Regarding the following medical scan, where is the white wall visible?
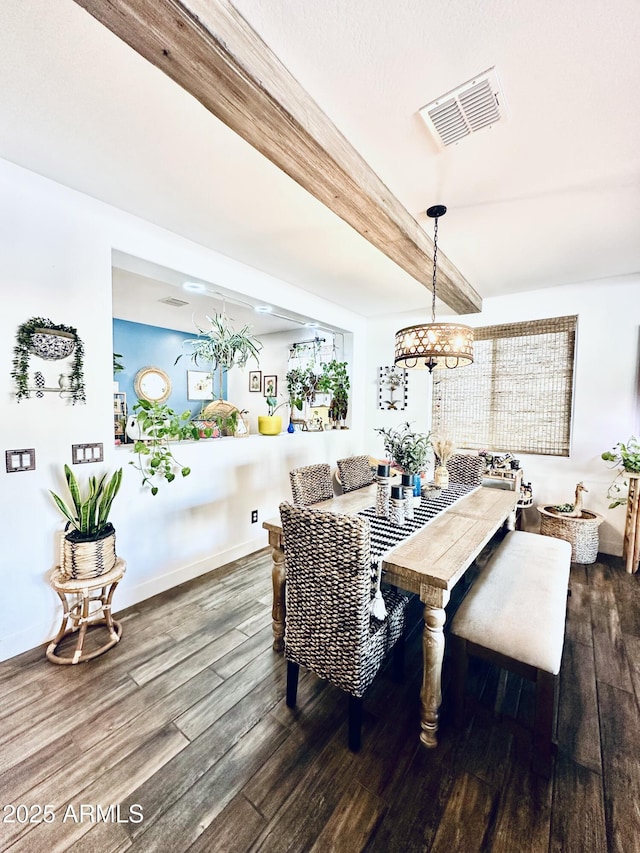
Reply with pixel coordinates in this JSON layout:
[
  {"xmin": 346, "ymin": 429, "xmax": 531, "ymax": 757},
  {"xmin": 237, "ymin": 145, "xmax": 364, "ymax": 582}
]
[
  {"xmin": 0, "ymin": 158, "xmax": 366, "ymax": 661},
  {"xmin": 366, "ymin": 279, "xmax": 640, "ymax": 555}
]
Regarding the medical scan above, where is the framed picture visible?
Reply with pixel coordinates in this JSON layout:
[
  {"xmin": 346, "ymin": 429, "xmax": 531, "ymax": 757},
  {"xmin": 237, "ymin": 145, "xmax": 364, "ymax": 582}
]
[
  {"xmin": 187, "ymin": 370, "xmax": 213, "ymax": 401},
  {"xmin": 248, "ymin": 370, "xmax": 262, "ymax": 392},
  {"xmin": 263, "ymin": 374, "xmax": 277, "ymax": 397}
]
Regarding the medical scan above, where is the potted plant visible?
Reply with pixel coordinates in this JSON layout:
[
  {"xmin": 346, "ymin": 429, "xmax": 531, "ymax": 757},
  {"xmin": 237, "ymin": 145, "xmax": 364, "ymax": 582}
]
[
  {"xmin": 258, "ymin": 395, "xmax": 288, "ymax": 435},
  {"xmin": 375, "ymin": 421, "xmax": 431, "ymax": 478},
  {"xmin": 602, "ymin": 436, "xmax": 640, "ymax": 508},
  {"xmin": 129, "ymin": 399, "xmax": 205, "ymax": 495},
  {"xmin": 176, "ymin": 313, "xmax": 262, "ymax": 400},
  {"xmin": 286, "ymin": 367, "xmax": 318, "ymax": 410},
  {"xmin": 317, "ymin": 360, "xmax": 350, "ymax": 428},
  {"xmin": 12, "ymin": 317, "xmax": 85, "ymax": 403},
  {"xmin": 50, "ymin": 465, "xmax": 122, "ymax": 578}
]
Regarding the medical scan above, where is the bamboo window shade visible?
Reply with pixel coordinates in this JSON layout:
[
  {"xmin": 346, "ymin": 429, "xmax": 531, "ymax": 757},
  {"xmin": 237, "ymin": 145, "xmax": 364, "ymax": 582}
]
[{"xmin": 431, "ymin": 315, "xmax": 577, "ymax": 456}]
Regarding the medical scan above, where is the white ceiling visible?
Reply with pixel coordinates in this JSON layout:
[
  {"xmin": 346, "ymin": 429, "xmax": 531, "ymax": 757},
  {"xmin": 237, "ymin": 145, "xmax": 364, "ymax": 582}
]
[{"xmin": 1, "ymin": 0, "xmax": 639, "ymax": 330}]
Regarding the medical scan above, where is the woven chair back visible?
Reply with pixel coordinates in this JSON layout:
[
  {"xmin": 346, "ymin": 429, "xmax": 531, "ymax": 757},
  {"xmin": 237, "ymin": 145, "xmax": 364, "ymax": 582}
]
[
  {"xmin": 337, "ymin": 455, "xmax": 375, "ymax": 493},
  {"xmin": 279, "ymin": 502, "xmax": 373, "ymax": 694},
  {"xmin": 289, "ymin": 463, "xmax": 334, "ymax": 505},
  {"xmin": 446, "ymin": 454, "xmax": 484, "ymax": 486}
]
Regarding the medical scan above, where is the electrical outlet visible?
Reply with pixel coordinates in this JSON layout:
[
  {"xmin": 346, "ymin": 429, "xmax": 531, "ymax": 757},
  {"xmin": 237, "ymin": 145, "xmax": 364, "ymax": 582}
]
[
  {"xmin": 72, "ymin": 443, "xmax": 104, "ymax": 464},
  {"xmin": 251, "ymin": 509, "xmax": 258, "ymax": 523},
  {"xmin": 5, "ymin": 448, "xmax": 36, "ymax": 472}
]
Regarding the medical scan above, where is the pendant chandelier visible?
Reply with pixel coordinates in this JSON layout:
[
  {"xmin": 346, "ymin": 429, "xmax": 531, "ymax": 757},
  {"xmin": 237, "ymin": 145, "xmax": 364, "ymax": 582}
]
[{"xmin": 394, "ymin": 205, "xmax": 474, "ymax": 372}]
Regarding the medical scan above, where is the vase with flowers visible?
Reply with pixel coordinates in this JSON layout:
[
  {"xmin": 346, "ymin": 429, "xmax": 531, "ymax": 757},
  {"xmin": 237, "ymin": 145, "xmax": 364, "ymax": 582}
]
[{"xmin": 431, "ymin": 435, "xmax": 456, "ymax": 489}]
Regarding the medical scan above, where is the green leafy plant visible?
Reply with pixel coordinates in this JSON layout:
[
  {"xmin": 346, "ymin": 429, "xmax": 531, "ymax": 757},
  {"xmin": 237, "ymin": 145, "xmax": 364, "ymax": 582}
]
[
  {"xmin": 176, "ymin": 313, "xmax": 262, "ymax": 397},
  {"xmin": 317, "ymin": 360, "xmax": 350, "ymax": 424},
  {"xmin": 602, "ymin": 436, "xmax": 640, "ymax": 508},
  {"xmin": 50, "ymin": 465, "xmax": 122, "ymax": 540},
  {"xmin": 266, "ymin": 395, "xmax": 291, "ymax": 417},
  {"xmin": 12, "ymin": 317, "xmax": 85, "ymax": 403},
  {"xmin": 113, "ymin": 352, "xmax": 125, "ymax": 374},
  {"xmin": 375, "ymin": 421, "xmax": 432, "ymax": 475},
  {"xmin": 286, "ymin": 367, "xmax": 318, "ymax": 410},
  {"xmin": 130, "ymin": 399, "xmax": 203, "ymax": 495}
]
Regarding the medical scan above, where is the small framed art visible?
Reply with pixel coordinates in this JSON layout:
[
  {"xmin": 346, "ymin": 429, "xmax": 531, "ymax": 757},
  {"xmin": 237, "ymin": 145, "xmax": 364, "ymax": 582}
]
[
  {"xmin": 263, "ymin": 375, "xmax": 277, "ymax": 397},
  {"xmin": 187, "ymin": 370, "xmax": 213, "ymax": 401},
  {"xmin": 249, "ymin": 370, "xmax": 262, "ymax": 392}
]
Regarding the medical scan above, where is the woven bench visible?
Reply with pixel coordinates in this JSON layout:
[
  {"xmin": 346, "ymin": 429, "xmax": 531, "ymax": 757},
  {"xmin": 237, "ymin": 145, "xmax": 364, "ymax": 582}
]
[{"xmin": 450, "ymin": 530, "xmax": 571, "ymax": 776}]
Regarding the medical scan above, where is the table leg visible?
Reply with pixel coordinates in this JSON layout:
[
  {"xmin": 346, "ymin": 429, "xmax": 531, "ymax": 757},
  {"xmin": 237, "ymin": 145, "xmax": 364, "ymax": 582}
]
[
  {"xmin": 420, "ymin": 588, "xmax": 450, "ymax": 748},
  {"xmin": 271, "ymin": 543, "xmax": 286, "ymax": 653}
]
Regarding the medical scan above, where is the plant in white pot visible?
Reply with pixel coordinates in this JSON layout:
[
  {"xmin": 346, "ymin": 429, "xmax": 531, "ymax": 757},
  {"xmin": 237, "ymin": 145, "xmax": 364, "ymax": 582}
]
[{"xmin": 50, "ymin": 465, "xmax": 123, "ymax": 579}]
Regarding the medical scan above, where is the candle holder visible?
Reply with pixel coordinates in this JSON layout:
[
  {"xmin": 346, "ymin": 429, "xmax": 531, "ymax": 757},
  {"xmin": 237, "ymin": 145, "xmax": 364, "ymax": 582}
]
[
  {"xmin": 390, "ymin": 485, "xmax": 406, "ymax": 526},
  {"xmin": 376, "ymin": 474, "xmax": 391, "ymax": 518},
  {"xmin": 401, "ymin": 473, "xmax": 415, "ymax": 520}
]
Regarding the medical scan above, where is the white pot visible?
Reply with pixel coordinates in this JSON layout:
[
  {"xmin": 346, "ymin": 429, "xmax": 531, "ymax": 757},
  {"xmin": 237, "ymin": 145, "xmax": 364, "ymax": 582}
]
[{"xmin": 126, "ymin": 415, "xmax": 151, "ymax": 442}]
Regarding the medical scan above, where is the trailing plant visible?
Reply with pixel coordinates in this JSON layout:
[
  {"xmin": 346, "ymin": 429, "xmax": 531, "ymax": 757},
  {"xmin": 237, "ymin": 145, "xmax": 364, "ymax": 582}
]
[
  {"xmin": 113, "ymin": 352, "xmax": 125, "ymax": 374},
  {"xmin": 50, "ymin": 465, "xmax": 122, "ymax": 540},
  {"xmin": 317, "ymin": 360, "xmax": 350, "ymax": 423},
  {"xmin": 375, "ymin": 421, "xmax": 432, "ymax": 475},
  {"xmin": 12, "ymin": 317, "xmax": 85, "ymax": 403},
  {"xmin": 601, "ymin": 436, "xmax": 640, "ymax": 508},
  {"xmin": 285, "ymin": 367, "xmax": 319, "ymax": 410},
  {"xmin": 176, "ymin": 313, "xmax": 262, "ymax": 397},
  {"xmin": 130, "ymin": 399, "xmax": 203, "ymax": 495}
]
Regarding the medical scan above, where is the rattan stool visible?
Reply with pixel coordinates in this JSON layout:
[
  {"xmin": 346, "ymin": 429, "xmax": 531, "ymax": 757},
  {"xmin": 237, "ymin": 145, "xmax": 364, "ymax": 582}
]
[{"xmin": 46, "ymin": 557, "xmax": 126, "ymax": 664}]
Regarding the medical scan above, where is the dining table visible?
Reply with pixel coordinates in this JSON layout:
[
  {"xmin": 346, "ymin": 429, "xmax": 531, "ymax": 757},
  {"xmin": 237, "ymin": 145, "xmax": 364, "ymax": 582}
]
[{"xmin": 263, "ymin": 483, "xmax": 518, "ymax": 748}]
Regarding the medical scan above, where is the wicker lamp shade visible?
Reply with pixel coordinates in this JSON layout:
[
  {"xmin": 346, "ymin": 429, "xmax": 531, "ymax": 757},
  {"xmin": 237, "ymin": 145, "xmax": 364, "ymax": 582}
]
[
  {"xmin": 394, "ymin": 322, "xmax": 474, "ymax": 370},
  {"xmin": 394, "ymin": 204, "xmax": 473, "ymax": 373}
]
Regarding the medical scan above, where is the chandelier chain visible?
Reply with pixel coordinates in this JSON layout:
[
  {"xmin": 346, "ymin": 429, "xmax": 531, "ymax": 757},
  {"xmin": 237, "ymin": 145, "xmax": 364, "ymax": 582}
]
[{"xmin": 431, "ymin": 215, "xmax": 439, "ymax": 324}]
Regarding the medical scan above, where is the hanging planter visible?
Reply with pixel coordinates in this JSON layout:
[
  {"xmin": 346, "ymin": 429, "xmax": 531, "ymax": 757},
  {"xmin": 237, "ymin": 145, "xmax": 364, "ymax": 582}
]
[
  {"xmin": 12, "ymin": 317, "xmax": 86, "ymax": 403},
  {"xmin": 30, "ymin": 328, "xmax": 76, "ymax": 360}
]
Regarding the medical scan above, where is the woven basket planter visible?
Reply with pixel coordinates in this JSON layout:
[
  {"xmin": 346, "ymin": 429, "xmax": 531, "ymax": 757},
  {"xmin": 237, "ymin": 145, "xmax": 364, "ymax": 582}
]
[
  {"xmin": 537, "ymin": 506, "xmax": 603, "ymax": 564},
  {"xmin": 61, "ymin": 524, "xmax": 117, "ymax": 580},
  {"xmin": 29, "ymin": 328, "xmax": 76, "ymax": 360}
]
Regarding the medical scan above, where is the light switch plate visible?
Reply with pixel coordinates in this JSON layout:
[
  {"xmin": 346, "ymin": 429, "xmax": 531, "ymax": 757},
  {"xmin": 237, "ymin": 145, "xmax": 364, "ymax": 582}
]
[
  {"xmin": 72, "ymin": 443, "xmax": 104, "ymax": 464},
  {"xmin": 5, "ymin": 448, "xmax": 36, "ymax": 472}
]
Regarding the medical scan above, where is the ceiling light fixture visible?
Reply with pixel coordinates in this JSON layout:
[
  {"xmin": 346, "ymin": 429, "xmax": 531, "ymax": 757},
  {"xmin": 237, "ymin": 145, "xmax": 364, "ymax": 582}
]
[
  {"xmin": 183, "ymin": 281, "xmax": 206, "ymax": 293},
  {"xmin": 254, "ymin": 305, "xmax": 273, "ymax": 313},
  {"xmin": 394, "ymin": 205, "xmax": 474, "ymax": 372}
]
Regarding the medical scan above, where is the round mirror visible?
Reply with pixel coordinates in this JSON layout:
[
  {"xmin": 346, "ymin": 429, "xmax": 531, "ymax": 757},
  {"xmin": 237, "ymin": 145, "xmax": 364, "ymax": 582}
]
[{"xmin": 134, "ymin": 366, "xmax": 172, "ymax": 404}]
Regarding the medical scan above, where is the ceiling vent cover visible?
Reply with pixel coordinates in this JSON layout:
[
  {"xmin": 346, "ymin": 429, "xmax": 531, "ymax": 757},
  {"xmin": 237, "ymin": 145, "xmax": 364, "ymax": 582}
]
[
  {"xmin": 159, "ymin": 296, "xmax": 189, "ymax": 307},
  {"xmin": 418, "ymin": 67, "xmax": 507, "ymax": 147}
]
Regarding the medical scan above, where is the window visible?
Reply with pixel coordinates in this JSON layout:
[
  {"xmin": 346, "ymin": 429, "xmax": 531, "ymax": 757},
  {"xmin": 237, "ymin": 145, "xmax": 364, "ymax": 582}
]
[{"xmin": 431, "ymin": 315, "xmax": 577, "ymax": 456}]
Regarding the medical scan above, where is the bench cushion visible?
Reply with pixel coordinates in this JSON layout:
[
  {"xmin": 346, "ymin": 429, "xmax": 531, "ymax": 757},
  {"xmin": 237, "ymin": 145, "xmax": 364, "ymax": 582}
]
[{"xmin": 451, "ymin": 531, "xmax": 571, "ymax": 675}]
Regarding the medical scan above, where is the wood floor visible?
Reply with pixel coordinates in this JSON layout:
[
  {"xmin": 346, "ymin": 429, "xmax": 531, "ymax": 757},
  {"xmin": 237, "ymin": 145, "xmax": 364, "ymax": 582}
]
[{"xmin": 1, "ymin": 547, "xmax": 639, "ymax": 853}]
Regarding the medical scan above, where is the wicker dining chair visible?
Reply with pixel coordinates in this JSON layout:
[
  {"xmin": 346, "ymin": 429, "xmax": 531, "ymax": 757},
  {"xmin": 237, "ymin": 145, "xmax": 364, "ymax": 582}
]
[
  {"xmin": 336, "ymin": 455, "xmax": 375, "ymax": 493},
  {"xmin": 289, "ymin": 463, "xmax": 334, "ymax": 506},
  {"xmin": 279, "ymin": 501, "xmax": 410, "ymax": 750},
  {"xmin": 446, "ymin": 453, "xmax": 485, "ymax": 486}
]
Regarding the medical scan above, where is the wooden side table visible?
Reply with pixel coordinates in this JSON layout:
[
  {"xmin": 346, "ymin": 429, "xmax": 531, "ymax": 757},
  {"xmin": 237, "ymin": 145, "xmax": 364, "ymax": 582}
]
[
  {"xmin": 624, "ymin": 471, "xmax": 640, "ymax": 574},
  {"xmin": 46, "ymin": 557, "xmax": 126, "ymax": 664}
]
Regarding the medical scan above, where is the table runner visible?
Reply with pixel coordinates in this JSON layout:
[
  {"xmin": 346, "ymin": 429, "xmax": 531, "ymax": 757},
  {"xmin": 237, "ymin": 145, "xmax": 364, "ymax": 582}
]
[{"xmin": 359, "ymin": 481, "xmax": 477, "ymax": 562}]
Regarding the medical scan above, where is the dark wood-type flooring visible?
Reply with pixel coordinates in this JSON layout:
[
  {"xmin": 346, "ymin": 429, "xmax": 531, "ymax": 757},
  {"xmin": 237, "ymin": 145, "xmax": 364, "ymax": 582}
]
[{"xmin": 1, "ymin": 545, "xmax": 639, "ymax": 852}]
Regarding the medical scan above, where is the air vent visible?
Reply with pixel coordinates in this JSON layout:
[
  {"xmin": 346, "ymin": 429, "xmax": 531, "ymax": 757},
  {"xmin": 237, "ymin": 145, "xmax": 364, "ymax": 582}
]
[
  {"xmin": 418, "ymin": 67, "xmax": 507, "ymax": 147},
  {"xmin": 159, "ymin": 296, "xmax": 189, "ymax": 307}
]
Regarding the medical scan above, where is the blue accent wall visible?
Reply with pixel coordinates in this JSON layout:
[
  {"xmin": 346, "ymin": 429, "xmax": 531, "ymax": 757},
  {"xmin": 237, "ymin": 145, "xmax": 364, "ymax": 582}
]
[{"xmin": 113, "ymin": 319, "xmax": 226, "ymax": 419}]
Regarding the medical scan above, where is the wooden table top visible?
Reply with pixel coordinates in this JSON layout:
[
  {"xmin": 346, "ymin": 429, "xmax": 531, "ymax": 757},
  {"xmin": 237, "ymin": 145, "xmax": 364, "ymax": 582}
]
[{"xmin": 263, "ymin": 485, "xmax": 517, "ymax": 595}]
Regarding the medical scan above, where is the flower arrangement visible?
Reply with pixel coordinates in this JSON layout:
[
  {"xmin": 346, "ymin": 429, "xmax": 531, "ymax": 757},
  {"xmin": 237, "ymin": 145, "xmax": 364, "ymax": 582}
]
[{"xmin": 431, "ymin": 435, "xmax": 456, "ymax": 466}]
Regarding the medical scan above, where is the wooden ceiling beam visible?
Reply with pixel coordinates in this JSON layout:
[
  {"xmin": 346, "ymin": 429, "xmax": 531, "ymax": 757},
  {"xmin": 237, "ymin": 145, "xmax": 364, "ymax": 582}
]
[{"xmin": 73, "ymin": 0, "xmax": 482, "ymax": 314}]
